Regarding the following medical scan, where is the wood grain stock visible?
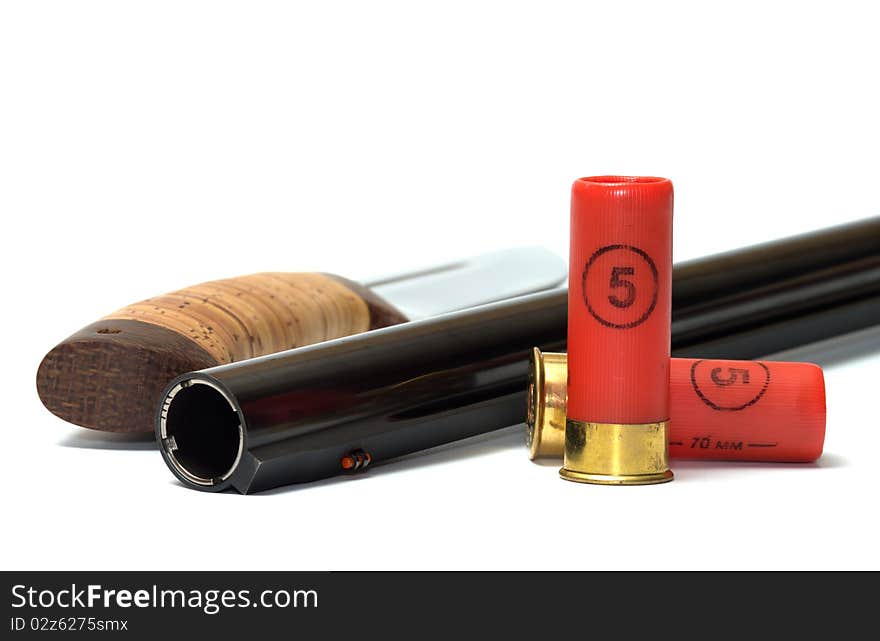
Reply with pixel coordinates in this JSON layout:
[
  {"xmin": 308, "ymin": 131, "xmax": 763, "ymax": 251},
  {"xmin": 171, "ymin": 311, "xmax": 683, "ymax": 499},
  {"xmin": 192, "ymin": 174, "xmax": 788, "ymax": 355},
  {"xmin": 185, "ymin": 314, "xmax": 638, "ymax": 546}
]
[{"xmin": 36, "ymin": 272, "xmax": 407, "ymax": 433}]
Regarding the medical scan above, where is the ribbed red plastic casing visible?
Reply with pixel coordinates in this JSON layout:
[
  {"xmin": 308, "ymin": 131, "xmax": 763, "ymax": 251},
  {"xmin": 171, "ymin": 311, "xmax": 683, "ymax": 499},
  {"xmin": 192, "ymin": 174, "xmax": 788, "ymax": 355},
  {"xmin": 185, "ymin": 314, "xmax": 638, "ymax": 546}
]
[
  {"xmin": 669, "ymin": 358, "xmax": 826, "ymax": 462},
  {"xmin": 568, "ymin": 176, "xmax": 673, "ymax": 424}
]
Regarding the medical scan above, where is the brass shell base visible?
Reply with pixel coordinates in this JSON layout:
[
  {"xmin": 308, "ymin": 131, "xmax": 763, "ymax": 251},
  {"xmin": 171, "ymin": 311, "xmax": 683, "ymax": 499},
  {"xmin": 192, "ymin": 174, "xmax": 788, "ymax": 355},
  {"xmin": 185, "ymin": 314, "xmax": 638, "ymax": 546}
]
[
  {"xmin": 559, "ymin": 469, "xmax": 673, "ymax": 485},
  {"xmin": 560, "ymin": 419, "xmax": 673, "ymax": 486},
  {"xmin": 527, "ymin": 348, "xmax": 568, "ymax": 460}
]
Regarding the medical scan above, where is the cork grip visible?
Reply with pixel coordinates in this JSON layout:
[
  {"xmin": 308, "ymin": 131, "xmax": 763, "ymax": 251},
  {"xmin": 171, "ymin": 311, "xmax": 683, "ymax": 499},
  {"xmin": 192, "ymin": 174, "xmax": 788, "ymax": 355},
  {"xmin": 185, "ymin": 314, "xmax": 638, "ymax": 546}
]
[{"xmin": 36, "ymin": 273, "xmax": 407, "ymax": 433}]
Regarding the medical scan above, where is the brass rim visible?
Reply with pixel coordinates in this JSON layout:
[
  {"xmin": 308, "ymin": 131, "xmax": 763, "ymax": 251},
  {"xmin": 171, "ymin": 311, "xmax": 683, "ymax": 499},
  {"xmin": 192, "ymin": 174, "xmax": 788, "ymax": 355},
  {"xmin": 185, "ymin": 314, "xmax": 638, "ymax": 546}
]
[
  {"xmin": 526, "ymin": 347, "xmax": 544, "ymax": 460},
  {"xmin": 559, "ymin": 469, "xmax": 674, "ymax": 486}
]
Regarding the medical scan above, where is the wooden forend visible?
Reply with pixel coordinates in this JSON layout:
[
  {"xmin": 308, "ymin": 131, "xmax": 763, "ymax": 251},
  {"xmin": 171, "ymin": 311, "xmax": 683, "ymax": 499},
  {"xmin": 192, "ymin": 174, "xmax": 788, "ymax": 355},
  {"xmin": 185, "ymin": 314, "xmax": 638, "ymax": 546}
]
[{"xmin": 36, "ymin": 272, "xmax": 407, "ymax": 432}]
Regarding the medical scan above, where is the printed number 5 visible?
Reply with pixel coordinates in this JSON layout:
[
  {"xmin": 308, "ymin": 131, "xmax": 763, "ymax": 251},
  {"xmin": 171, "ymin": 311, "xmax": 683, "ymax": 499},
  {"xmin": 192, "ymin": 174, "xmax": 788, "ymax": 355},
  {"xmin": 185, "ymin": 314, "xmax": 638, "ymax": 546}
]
[
  {"xmin": 608, "ymin": 266, "xmax": 636, "ymax": 308},
  {"xmin": 711, "ymin": 367, "xmax": 751, "ymax": 386}
]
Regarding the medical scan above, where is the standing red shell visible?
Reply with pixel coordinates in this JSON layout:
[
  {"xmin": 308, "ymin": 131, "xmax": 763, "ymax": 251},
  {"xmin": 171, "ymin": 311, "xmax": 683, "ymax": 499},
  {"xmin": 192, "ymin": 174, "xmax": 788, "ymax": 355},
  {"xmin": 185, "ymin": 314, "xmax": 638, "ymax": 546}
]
[{"xmin": 567, "ymin": 176, "xmax": 673, "ymax": 425}]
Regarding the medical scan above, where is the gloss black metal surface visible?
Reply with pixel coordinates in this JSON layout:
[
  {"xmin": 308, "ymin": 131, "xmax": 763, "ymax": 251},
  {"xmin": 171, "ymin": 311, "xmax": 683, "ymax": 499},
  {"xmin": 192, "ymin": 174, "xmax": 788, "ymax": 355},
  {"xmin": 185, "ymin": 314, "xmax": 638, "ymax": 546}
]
[
  {"xmin": 159, "ymin": 291, "xmax": 567, "ymax": 493},
  {"xmin": 672, "ymin": 216, "xmax": 880, "ymax": 311},
  {"xmin": 157, "ymin": 217, "xmax": 880, "ymax": 492}
]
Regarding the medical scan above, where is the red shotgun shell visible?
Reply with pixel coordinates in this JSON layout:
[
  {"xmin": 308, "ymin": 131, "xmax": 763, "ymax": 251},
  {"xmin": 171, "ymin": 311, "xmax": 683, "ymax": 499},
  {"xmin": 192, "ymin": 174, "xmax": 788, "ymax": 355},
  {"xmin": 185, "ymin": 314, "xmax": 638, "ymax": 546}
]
[
  {"xmin": 528, "ymin": 349, "xmax": 826, "ymax": 463},
  {"xmin": 670, "ymin": 358, "xmax": 826, "ymax": 461},
  {"xmin": 561, "ymin": 176, "xmax": 674, "ymax": 485}
]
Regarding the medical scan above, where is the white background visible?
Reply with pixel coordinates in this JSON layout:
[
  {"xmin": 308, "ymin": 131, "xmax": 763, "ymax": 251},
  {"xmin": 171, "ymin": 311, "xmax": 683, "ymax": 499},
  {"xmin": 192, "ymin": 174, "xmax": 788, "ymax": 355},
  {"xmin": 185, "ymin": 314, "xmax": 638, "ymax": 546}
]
[{"xmin": 1, "ymin": 1, "xmax": 878, "ymax": 570}]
